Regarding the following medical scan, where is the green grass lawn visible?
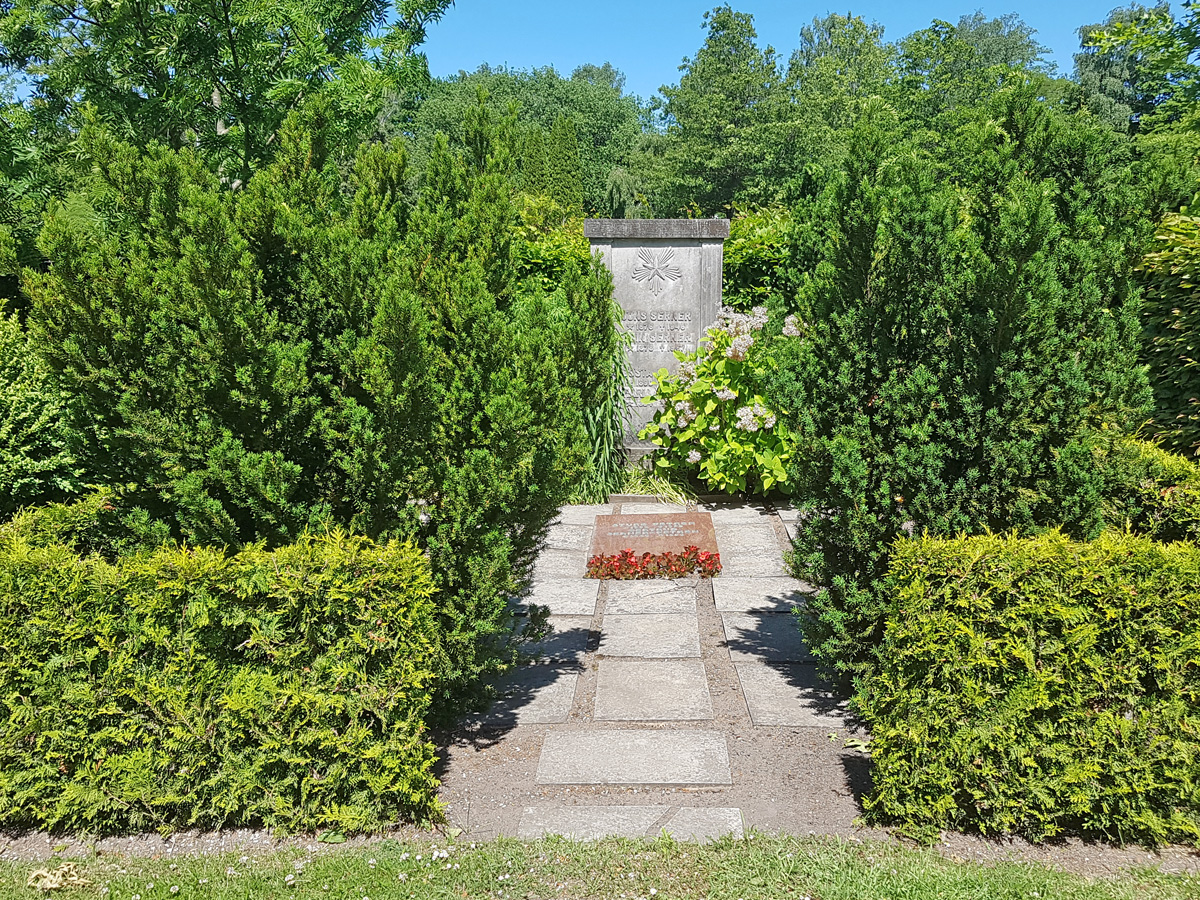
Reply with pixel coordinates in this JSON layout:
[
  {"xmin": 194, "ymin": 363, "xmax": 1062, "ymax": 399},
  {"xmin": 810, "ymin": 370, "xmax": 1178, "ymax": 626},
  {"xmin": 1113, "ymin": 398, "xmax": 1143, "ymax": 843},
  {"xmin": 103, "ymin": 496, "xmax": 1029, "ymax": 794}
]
[{"xmin": 5, "ymin": 834, "xmax": 1198, "ymax": 900}]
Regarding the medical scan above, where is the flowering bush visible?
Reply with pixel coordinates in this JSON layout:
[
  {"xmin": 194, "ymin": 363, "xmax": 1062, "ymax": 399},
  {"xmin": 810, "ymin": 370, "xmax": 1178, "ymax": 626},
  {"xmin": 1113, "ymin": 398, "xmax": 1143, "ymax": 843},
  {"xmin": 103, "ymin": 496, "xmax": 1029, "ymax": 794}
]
[
  {"xmin": 586, "ymin": 546, "xmax": 721, "ymax": 579},
  {"xmin": 639, "ymin": 306, "xmax": 796, "ymax": 495}
]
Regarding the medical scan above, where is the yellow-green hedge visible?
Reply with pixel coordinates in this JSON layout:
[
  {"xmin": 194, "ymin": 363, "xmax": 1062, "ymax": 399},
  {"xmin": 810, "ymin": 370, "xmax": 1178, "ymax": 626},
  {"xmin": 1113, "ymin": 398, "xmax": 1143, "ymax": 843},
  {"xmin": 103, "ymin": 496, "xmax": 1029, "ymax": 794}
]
[
  {"xmin": 860, "ymin": 531, "xmax": 1200, "ymax": 844},
  {"xmin": 0, "ymin": 528, "xmax": 444, "ymax": 835}
]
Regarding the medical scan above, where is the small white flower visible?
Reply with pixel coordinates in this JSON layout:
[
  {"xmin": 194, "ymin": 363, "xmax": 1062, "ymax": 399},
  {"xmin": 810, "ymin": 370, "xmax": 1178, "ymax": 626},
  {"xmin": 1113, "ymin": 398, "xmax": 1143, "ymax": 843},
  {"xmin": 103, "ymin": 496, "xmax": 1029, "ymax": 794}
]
[
  {"xmin": 715, "ymin": 387, "xmax": 736, "ymax": 401},
  {"xmin": 170, "ymin": 887, "xmax": 180, "ymax": 894},
  {"xmin": 782, "ymin": 313, "xmax": 802, "ymax": 337},
  {"xmin": 398, "ymin": 873, "xmax": 407, "ymax": 881},
  {"xmin": 687, "ymin": 449, "xmax": 702, "ymax": 464}
]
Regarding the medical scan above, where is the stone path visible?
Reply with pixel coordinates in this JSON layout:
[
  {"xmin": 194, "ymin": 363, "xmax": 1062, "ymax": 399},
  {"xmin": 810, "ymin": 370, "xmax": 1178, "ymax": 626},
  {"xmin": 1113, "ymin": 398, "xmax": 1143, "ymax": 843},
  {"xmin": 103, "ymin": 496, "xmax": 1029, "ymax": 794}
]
[{"xmin": 436, "ymin": 498, "xmax": 875, "ymax": 843}]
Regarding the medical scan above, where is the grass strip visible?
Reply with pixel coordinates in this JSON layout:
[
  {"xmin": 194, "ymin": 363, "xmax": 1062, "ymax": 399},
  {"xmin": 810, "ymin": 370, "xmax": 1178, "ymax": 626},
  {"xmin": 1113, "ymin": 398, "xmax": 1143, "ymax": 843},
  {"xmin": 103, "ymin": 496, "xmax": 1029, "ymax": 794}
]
[{"xmin": 2, "ymin": 834, "xmax": 1198, "ymax": 900}]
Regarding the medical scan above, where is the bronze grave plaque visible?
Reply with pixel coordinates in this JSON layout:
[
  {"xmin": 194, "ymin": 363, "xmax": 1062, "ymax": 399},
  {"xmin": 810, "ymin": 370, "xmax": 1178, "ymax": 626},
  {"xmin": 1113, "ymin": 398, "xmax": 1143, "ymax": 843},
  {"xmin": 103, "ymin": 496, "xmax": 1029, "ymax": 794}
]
[{"xmin": 590, "ymin": 512, "xmax": 719, "ymax": 558}]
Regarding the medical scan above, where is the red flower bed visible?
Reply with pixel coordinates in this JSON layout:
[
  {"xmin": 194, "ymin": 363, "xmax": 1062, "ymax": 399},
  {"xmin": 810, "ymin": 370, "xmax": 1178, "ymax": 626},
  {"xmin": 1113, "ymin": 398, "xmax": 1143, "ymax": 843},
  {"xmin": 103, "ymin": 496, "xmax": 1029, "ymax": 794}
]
[{"xmin": 586, "ymin": 545, "xmax": 721, "ymax": 579}]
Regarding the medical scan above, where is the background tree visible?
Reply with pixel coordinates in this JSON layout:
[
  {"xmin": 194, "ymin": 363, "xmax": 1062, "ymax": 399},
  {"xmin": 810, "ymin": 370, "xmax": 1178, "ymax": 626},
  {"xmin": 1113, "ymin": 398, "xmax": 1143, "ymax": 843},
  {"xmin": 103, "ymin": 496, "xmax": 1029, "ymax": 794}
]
[
  {"xmin": 640, "ymin": 5, "xmax": 784, "ymax": 214},
  {"xmin": 0, "ymin": 0, "xmax": 451, "ymax": 185},
  {"xmin": 386, "ymin": 64, "xmax": 641, "ymax": 214}
]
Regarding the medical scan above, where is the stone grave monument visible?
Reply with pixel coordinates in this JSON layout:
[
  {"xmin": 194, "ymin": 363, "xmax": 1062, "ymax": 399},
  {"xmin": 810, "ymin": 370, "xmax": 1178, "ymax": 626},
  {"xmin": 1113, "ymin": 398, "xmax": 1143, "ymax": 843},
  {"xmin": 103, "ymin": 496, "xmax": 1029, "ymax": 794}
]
[{"xmin": 584, "ymin": 219, "xmax": 730, "ymax": 451}]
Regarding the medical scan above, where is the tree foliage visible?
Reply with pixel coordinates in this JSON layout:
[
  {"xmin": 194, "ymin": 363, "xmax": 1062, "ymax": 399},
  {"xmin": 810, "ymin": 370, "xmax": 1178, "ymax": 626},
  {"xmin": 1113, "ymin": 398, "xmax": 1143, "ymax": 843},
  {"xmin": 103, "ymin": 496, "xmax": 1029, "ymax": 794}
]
[
  {"xmin": 22, "ymin": 100, "xmax": 620, "ymax": 705},
  {"xmin": 766, "ymin": 90, "xmax": 1152, "ymax": 681},
  {"xmin": 0, "ymin": 0, "xmax": 451, "ymax": 183}
]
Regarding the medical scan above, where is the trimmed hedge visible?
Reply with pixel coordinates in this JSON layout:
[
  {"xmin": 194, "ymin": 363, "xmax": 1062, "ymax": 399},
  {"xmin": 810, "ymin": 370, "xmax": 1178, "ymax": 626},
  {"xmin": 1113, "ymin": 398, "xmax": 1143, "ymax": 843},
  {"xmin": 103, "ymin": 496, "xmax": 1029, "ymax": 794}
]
[
  {"xmin": 0, "ymin": 524, "xmax": 444, "ymax": 835},
  {"xmin": 860, "ymin": 531, "xmax": 1200, "ymax": 844},
  {"xmin": 1097, "ymin": 434, "xmax": 1200, "ymax": 542}
]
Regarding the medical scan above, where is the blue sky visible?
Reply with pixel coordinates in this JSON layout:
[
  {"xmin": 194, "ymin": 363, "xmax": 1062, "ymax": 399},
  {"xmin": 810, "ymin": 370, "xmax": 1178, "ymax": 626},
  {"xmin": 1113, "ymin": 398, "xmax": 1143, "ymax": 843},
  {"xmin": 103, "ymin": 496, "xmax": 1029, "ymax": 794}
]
[{"xmin": 423, "ymin": 0, "xmax": 1152, "ymax": 101}]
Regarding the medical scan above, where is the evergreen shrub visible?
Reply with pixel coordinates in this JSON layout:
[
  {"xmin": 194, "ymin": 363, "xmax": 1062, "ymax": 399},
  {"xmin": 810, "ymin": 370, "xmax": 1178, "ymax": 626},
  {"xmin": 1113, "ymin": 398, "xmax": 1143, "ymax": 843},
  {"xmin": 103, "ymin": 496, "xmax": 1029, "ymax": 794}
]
[
  {"xmin": 1139, "ymin": 213, "xmax": 1200, "ymax": 455},
  {"xmin": 0, "ymin": 527, "xmax": 443, "ymax": 834},
  {"xmin": 861, "ymin": 531, "xmax": 1200, "ymax": 845},
  {"xmin": 765, "ymin": 90, "xmax": 1152, "ymax": 681},
  {"xmin": 22, "ymin": 100, "xmax": 621, "ymax": 709}
]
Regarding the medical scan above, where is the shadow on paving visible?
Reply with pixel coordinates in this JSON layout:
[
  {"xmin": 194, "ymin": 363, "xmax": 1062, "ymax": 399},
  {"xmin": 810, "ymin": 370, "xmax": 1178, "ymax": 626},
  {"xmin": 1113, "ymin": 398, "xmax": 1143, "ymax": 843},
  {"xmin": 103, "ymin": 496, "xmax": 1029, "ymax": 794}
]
[{"xmin": 433, "ymin": 619, "xmax": 593, "ymax": 761}]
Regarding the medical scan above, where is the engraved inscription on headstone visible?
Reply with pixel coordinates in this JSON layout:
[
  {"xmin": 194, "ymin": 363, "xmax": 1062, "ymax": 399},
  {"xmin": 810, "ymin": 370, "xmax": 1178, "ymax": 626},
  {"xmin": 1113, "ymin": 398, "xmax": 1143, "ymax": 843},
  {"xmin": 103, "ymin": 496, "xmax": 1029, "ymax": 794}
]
[
  {"xmin": 590, "ymin": 513, "xmax": 719, "ymax": 558},
  {"xmin": 585, "ymin": 219, "xmax": 730, "ymax": 450}
]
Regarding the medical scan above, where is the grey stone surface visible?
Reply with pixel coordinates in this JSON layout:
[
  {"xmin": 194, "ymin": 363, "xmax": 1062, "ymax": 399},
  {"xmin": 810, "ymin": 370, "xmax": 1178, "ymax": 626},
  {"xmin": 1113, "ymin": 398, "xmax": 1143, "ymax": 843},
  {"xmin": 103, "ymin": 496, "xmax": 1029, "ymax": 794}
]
[
  {"xmin": 721, "ymin": 612, "xmax": 813, "ymax": 663},
  {"xmin": 714, "ymin": 522, "xmax": 781, "ymax": 554},
  {"xmin": 713, "ymin": 523, "xmax": 787, "ymax": 577},
  {"xmin": 735, "ymin": 663, "xmax": 848, "ymax": 727},
  {"xmin": 717, "ymin": 550, "xmax": 788, "ymax": 578},
  {"xmin": 517, "ymin": 806, "xmax": 669, "ymax": 840},
  {"xmin": 529, "ymin": 616, "xmax": 593, "ymax": 665},
  {"xmin": 599, "ymin": 614, "xmax": 701, "ymax": 658},
  {"xmin": 586, "ymin": 220, "xmax": 727, "ymax": 448},
  {"xmin": 620, "ymin": 502, "xmax": 688, "ymax": 516},
  {"xmin": 663, "ymin": 807, "xmax": 745, "ymax": 841},
  {"xmin": 594, "ymin": 660, "xmax": 713, "ymax": 721},
  {"xmin": 700, "ymin": 500, "xmax": 774, "ymax": 523},
  {"xmin": 774, "ymin": 503, "xmax": 804, "ymax": 524},
  {"xmin": 534, "ymin": 549, "xmax": 589, "ymax": 580},
  {"xmin": 476, "ymin": 669, "xmax": 579, "ymax": 728},
  {"xmin": 585, "ymin": 219, "xmax": 731, "ymax": 240},
  {"xmin": 543, "ymin": 524, "xmax": 594, "ymax": 553},
  {"xmin": 605, "ymin": 579, "xmax": 697, "ymax": 614},
  {"xmin": 536, "ymin": 730, "xmax": 732, "ymax": 784},
  {"xmin": 521, "ymin": 580, "xmax": 599, "ymax": 617},
  {"xmin": 554, "ymin": 504, "xmax": 613, "ymax": 526},
  {"xmin": 713, "ymin": 577, "xmax": 811, "ymax": 613}
]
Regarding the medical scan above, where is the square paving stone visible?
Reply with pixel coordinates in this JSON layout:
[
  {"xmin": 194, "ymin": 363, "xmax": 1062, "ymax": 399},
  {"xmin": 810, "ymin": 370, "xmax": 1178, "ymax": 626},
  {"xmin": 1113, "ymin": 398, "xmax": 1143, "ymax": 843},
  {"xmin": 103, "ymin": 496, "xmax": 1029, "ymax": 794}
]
[
  {"xmin": 713, "ymin": 577, "xmax": 812, "ymax": 613},
  {"xmin": 524, "ymin": 616, "xmax": 593, "ymax": 664},
  {"xmin": 605, "ymin": 579, "xmax": 697, "ymax": 614},
  {"xmin": 534, "ymin": 549, "xmax": 589, "ymax": 580},
  {"xmin": 476, "ymin": 668, "xmax": 579, "ymax": 728},
  {"xmin": 555, "ymin": 504, "xmax": 613, "ymax": 526},
  {"xmin": 599, "ymin": 614, "xmax": 701, "ymax": 658},
  {"xmin": 663, "ymin": 807, "xmax": 744, "ymax": 841},
  {"xmin": 735, "ymin": 663, "xmax": 848, "ymax": 727},
  {"xmin": 721, "ymin": 612, "xmax": 813, "ymax": 663},
  {"xmin": 699, "ymin": 500, "xmax": 773, "ymax": 524},
  {"xmin": 594, "ymin": 660, "xmax": 713, "ymax": 721},
  {"xmin": 543, "ymin": 524, "xmax": 594, "ymax": 553},
  {"xmin": 716, "ymin": 550, "xmax": 788, "ymax": 578},
  {"xmin": 714, "ymin": 522, "xmax": 782, "ymax": 554},
  {"xmin": 521, "ymin": 580, "xmax": 599, "ymax": 616},
  {"xmin": 535, "ymin": 730, "xmax": 732, "ymax": 784},
  {"xmin": 517, "ymin": 806, "xmax": 668, "ymax": 840}
]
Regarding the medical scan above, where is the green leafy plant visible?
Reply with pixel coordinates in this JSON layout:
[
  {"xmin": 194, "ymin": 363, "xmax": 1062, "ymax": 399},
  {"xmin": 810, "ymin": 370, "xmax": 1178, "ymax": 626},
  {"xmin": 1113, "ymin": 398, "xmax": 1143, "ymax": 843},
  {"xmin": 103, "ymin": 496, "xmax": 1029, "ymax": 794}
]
[
  {"xmin": 0, "ymin": 527, "xmax": 444, "ymax": 835},
  {"xmin": 640, "ymin": 306, "xmax": 795, "ymax": 496},
  {"xmin": 860, "ymin": 530, "xmax": 1200, "ymax": 845}
]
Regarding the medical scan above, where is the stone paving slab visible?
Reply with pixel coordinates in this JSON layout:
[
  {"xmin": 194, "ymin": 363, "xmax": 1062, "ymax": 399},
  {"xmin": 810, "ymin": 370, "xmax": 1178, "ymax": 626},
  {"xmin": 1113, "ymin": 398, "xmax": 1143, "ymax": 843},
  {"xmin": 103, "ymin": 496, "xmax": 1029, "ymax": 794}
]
[
  {"xmin": 735, "ymin": 663, "xmax": 848, "ymax": 727},
  {"xmin": 536, "ymin": 730, "xmax": 732, "ymax": 784},
  {"xmin": 476, "ymin": 669, "xmax": 579, "ymax": 728},
  {"xmin": 663, "ymin": 807, "xmax": 745, "ymax": 841},
  {"xmin": 594, "ymin": 660, "xmax": 713, "ymax": 721},
  {"xmin": 534, "ymin": 616, "xmax": 594, "ymax": 664},
  {"xmin": 555, "ymin": 505, "xmax": 613, "ymax": 526},
  {"xmin": 521, "ymin": 580, "xmax": 599, "ymax": 616},
  {"xmin": 700, "ymin": 500, "xmax": 774, "ymax": 523},
  {"xmin": 599, "ymin": 614, "xmax": 701, "ymax": 658},
  {"xmin": 721, "ymin": 612, "xmax": 813, "ymax": 663},
  {"xmin": 714, "ymin": 522, "xmax": 782, "ymax": 554},
  {"xmin": 517, "ymin": 806, "xmax": 668, "ymax": 840},
  {"xmin": 716, "ymin": 549, "xmax": 789, "ymax": 578},
  {"xmin": 621, "ymin": 502, "xmax": 688, "ymax": 515},
  {"xmin": 534, "ymin": 549, "xmax": 589, "ymax": 580},
  {"xmin": 712, "ymin": 577, "xmax": 812, "ymax": 613},
  {"xmin": 605, "ymin": 579, "xmax": 697, "ymax": 614},
  {"xmin": 544, "ymin": 524, "xmax": 594, "ymax": 553}
]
